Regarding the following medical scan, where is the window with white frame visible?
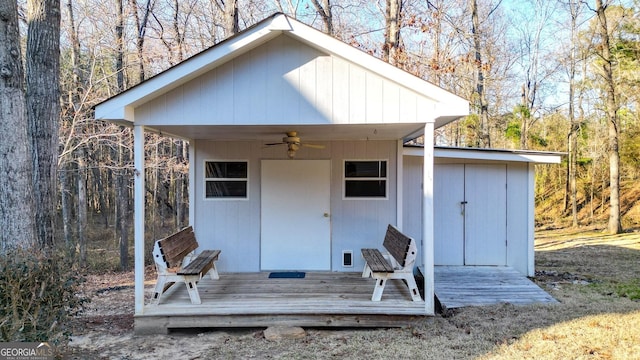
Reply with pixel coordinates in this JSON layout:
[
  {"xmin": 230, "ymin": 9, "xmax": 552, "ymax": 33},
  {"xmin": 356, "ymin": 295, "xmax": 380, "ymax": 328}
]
[
  {"xmin": 204, "ymin": 161, "xmax": 248, "ymax": 199},
  {"xmin": 344, "ymin": 160, "xmax": 387, "ymax": 198}
]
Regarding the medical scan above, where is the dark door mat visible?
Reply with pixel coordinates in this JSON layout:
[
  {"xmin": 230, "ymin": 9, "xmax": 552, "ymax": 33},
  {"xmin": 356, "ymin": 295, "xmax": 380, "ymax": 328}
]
[{"xmin": 268, "ymin": 271, "xmax": 306, "ymax": 279}]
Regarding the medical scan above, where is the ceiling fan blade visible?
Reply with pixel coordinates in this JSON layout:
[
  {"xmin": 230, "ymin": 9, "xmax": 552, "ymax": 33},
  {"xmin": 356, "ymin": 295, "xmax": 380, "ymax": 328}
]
[
  {"xmin": 302, "ymin": 143, "xmax": 325, "ymax": 149},
  {"xmin": 264, "ymin": 142, "xmax": 286, "ymax": 146}
]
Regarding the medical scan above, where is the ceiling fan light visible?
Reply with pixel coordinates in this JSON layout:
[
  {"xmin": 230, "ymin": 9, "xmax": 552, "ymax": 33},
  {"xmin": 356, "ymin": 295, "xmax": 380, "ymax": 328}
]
[{"xmin": 287, "ymin": 149, "xmax": 296, "ymax": 159}]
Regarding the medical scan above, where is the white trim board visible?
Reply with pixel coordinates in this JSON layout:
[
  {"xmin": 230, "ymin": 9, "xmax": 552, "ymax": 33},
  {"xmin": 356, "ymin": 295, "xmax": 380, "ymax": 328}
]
[{"xmin": 405, "ymin": 146, "xmax": 563, "ymax": 164}]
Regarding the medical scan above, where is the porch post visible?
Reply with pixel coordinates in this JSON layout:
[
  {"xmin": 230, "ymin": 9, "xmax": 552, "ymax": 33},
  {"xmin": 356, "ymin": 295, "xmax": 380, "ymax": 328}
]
[
  {"xmin": 134, "ymin": 125, "xmax": 146, "ymax": 315},
  {"xmin": 188, "ymin": 140, "xmax": 196, "ymax": 227},
  {"xmin": 396, "ymin": 139, "xmax": 404, "ymax": 229},
  {"xmin": 422, "ymin": 122, "xmax": 435, "ymax": 315}
]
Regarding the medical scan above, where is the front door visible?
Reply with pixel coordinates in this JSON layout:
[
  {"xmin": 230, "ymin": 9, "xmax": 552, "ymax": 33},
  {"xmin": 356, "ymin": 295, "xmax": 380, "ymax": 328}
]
[{"xmin": 260, "ymin": 160, "xmax": 331, "ymax": 271}]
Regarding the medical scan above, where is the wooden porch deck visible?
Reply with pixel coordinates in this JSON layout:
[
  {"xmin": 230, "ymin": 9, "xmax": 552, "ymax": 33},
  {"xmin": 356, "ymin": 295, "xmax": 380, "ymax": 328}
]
[
  {"xmin": 434, "ymin": 266, "xmax": 557, "ymax": 312},
  {"xmin": 136, "ymin": 272, "xmax": 426, "ymax": 334}
]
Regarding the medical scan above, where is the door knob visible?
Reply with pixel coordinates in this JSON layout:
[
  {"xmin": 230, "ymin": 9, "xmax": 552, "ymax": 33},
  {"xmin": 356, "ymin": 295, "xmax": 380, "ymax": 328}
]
[{"xmin": 324, "ymin": 213, "xmax": 330, "ymax": 218}]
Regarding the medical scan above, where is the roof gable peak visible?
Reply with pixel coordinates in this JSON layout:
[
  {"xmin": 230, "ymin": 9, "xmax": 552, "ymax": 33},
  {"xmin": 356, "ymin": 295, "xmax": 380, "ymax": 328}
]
[{"xmin": 95, "ymin": 13, "xmax": 468, "ymax": 124}]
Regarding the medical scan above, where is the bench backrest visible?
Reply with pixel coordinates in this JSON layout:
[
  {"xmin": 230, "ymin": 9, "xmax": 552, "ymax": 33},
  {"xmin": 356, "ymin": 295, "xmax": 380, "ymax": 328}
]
[
  {"xmin": 155, "ymin": 226, "xmax": 199, "ymax": 268},
  {"xmin": 382, "ymin": 224, "xmax": 417, "ymax": 268}
]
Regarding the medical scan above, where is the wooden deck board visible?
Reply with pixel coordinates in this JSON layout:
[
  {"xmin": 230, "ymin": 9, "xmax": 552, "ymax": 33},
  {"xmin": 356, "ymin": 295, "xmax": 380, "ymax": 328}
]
[
  {"xmin": 434, "ymin": 266, "xmax": 557, "ymax": 310},
  {"xmin": 136, "ymin": 272, "xmax": 426, "ymax": 333},
  {"xmin": 135, "ymin": 267, "xmax": 557, "ymax": 333}
]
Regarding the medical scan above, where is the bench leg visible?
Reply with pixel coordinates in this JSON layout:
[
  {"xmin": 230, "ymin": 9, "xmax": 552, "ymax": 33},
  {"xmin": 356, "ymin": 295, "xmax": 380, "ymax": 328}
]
[
  {"xmin": 153, "ymin": 276, "xmax": 174, "ymax": 305},
  {"xmin": 183, "ymin": 275, "xmax": 202, "ymax": 304},
  {"xmin": 371, "ymin": 278, "xmax": 387, "ymax": 301},
  {"xmin": 362, "ymin": 263, "xmax": 372, "ymax": 278},
  {"xmin": 207, "ymin": 261, "xmax": 220, "ymax": 280},
  {"xmin": 403, "ymin": 274, "xmax": 422, "ymax": 302}
]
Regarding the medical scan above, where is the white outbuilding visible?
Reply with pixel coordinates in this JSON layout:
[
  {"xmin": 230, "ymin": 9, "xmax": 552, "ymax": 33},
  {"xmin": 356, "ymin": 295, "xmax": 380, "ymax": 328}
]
[{"xmin": 95, "ymin": 13, "xmax": 560, "ymax": 332}]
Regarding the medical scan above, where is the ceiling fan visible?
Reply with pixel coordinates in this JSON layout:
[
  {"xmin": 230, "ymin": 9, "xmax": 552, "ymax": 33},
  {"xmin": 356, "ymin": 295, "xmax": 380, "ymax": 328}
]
[{"xmin": 265, "ymin": 131, "xmax": 325, "ymax": 159}]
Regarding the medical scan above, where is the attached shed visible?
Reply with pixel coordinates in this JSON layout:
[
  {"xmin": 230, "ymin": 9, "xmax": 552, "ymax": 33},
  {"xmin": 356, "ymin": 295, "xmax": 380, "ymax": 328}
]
[{"xmin": 403, "ymin": 146, "xmax": 562, "ymax": 276}]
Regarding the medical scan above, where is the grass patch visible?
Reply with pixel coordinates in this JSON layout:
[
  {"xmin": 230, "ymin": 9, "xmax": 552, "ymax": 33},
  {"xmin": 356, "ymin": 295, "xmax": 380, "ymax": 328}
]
[
  {"xmin": 475, "ymin": 228, "xmax": 640, "ymax": 359},
  {"xmin": 615, "ymin": 279, "xmax": 640, "ymax": 300}
]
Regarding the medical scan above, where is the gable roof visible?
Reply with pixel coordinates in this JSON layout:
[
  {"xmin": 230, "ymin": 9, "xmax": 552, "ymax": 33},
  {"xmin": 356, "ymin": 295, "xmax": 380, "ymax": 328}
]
[{"xmin": 95, "ymin": 13, "xmax": 469, "ymax": 128}]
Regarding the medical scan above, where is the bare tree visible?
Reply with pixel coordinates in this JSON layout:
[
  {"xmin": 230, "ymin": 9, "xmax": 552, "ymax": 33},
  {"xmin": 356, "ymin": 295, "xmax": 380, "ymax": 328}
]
[
  {"xmin": 130, "ymin": 0, "xmax": 153, "ymax": 82},
  {"xmin": 116, "ymin": 0, "xmax": 131, "ymax": 270},
  {"xmin": 513, "ymin": 0, "xmax": 556, "ymax": 150},
  {"xmin": 470, "ymin": 0, "xmax": 491, "ymax": 147},
  {"xmin": 116, "ymin": 0, "xmax": 125, "ymax": 88},
  {"xmin": 594, "ymin": 0, "xmax": 622, "ymax": 234},
  {"xmin": 0, "ymin": 0, "xmax": 37, "ymax": 250},
  {"xmin": 564, "ymin": 0, "xmax": 583, "ymax": 227}
]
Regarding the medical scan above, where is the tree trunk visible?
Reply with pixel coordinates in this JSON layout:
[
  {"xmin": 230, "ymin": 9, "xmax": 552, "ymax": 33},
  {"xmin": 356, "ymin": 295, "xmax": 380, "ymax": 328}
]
[
  {"xmin": 0, "ymin": 1, "xmax": 37, "ymax": 250},
  {"xmin": 117, "ymin": 143, "xmax": 130, "ymax": 271},
  {"xmin": 66, "ymin": 0, "xmax": 81, "ymax": 106},
  {"xmin": 519, "ymin": 85, "xmax": 530, "ymax": 149},
  {"xmin": 311, "ymin": 0, "xmax": 333, "ymax": 35},
  {"xmin": 26, "ymin": 0, "xmax": 61, "ymax": 248},
  {"xmin": 129, "ymin": 0, "xmax": 152, "ymax": 82},
  {"xmin": 383, "ymin": 0, "xmax": 402, "ymax": 66},
  {"xmin": 566, "ymin": 0, "xmax": 579, "ymax": 227},
  {"xmin": 151, "ymin": 139, "xmax": 159, "ymax": 239},
  {"xmin": 173, "ymin": 0, "xmax": 184, "ymax": 62},
  {"xmin": 93, "ymin": 166, "xmax": 110, "ymax": 227},
  {"xmin": 224, "ymin": 0, "xmax": 239, "ymax": 37},
  {"xmin": 595, "ymin": 0, "xmax": 622, "ymax": 234},
  {"xmin": 61, "ymin": 0, "xmax": 81, "ymax": 250},
  {"xmin": 175, "ymin": 171, "xmax": 185, "ymax": 228},
  {"xmin": 115, "ymin": 0, "xmax": 130, "ymax": 270},
  {"xmin": 175, "ymin": 140, "xmax": 187, "ymax": 229},
  {"xmin": 59, "ymin": 163, "xmax": 73, "ymax": 247},
  {"xmin": 77, "ymin": 150, "xmax": 88, "ymax": 267},
  {"xmin": 116, "ymin": 0, "xmax": 125, "ymax": 88},
  {"xmin": 471, "ymin": 0, "xmax": 490, "ymax": 148}
]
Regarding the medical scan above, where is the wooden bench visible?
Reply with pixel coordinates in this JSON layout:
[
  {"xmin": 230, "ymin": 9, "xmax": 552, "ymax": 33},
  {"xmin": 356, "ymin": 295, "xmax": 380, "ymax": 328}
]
[
  {"xmin": 152, "ymin": 226, "xmax": 221, "ymax": 305},
  {"xmin": 361, "ymin": 225, "xmax": 422, "ymax": 302}
]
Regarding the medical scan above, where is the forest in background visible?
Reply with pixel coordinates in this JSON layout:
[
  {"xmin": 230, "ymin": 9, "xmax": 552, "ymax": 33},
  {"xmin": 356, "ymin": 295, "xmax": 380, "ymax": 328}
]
[{"xmin": 2, "ymin": 0, "xmax": 639, "ymax": 271}]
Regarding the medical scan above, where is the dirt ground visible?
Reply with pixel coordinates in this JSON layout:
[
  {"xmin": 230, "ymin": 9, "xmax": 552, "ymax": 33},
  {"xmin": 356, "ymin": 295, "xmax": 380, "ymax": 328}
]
[{"xmin": 65, "ymin": 229, "xmax": 640, "ymax": 359}]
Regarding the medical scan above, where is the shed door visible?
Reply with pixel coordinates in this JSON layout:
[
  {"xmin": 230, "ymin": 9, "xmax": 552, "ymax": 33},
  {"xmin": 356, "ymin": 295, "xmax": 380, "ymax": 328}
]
[
  {"xmin": 464, "ymin": 164, "xmax": 507, "ymax": 265},
  {"xmin": 260, "ymin": 160, "xmax": 331, "ymax": 271},
  {"xmin": 434, "ymin": 164, "xmax": 507, "ymax": 266},
  {"xmin": 434, "ymin": 164, "xmax": 465, "ymax": 265}
]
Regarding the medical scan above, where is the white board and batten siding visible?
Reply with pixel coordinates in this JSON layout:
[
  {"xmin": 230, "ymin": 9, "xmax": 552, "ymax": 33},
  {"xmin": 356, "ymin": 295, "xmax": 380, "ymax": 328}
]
[
  {"xmin": 193, "ymin": 139, "xmax": 398, "ymax": 273},
  {"xmin": 403, "ymin": 156, "xmax": 536, "ymax": 276},
  {"xmin": 506, "ymin": 162, "xmax": 535, "ymax": 276},
  {"xmin": 133, "ymin": 34, "xmax": 435, "ymax": 128}
]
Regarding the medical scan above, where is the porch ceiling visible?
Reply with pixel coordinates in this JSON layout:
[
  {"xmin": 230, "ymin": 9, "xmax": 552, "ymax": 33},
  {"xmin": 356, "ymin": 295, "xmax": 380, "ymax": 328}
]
[{"xmin": 150, "ymin": 123, "xmax": 426, "ymax": 142}]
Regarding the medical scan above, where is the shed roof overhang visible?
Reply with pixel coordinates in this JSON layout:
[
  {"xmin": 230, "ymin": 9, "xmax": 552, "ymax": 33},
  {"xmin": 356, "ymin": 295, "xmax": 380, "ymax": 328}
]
[
  {"xmin": 94, "ymin": 13, "xmax": 469, "ymax": 138},
  {"xmin": 405, "ymin": 146, "xmax": 564, "ymax": 164}
]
